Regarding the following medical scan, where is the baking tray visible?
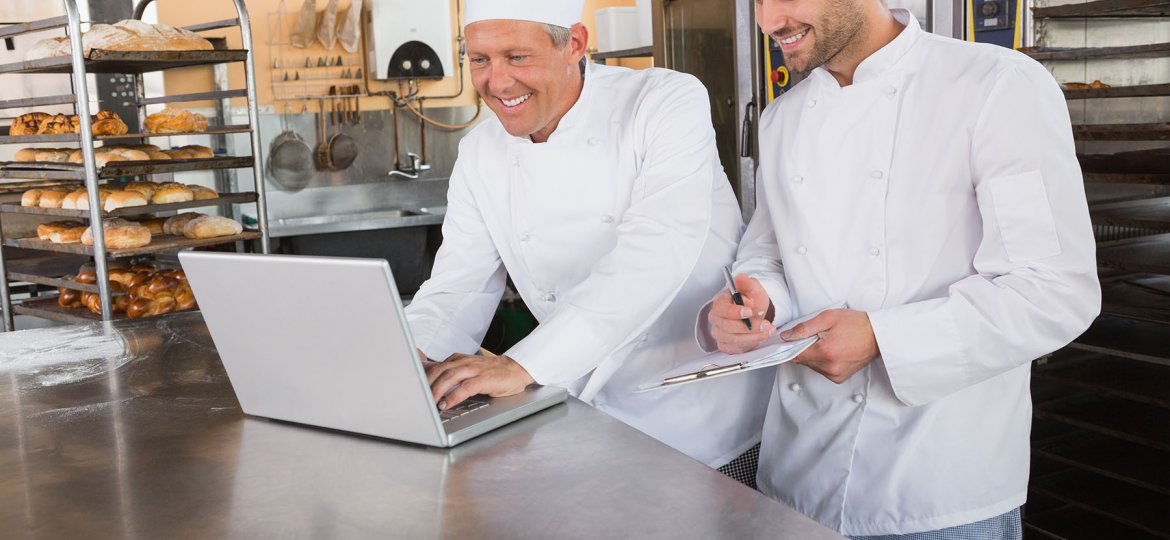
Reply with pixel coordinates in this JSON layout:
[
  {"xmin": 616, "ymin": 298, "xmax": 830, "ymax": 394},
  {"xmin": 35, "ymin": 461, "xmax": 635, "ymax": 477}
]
[
  {"xmin": 0, "ymin": 49, "xmax": 250, "ymax": 76},
  {"xmin": 1064, "ymin": 83, "xmax": 1170, "ymax": 100},
  {"xmin": 0, "ymin": 156, "xmax": 254, "ymax": 180},
  {"xmin": 4, "ymin": 231, "xmax": 261, "ymax": 258},
  {"xmin": 1023, "ymin": 42, "xmax": 1170, "ymax": 61},
  {"xmin": 1074, "ymin": 123, "xmax": 1170, "ymax": 141},
  {"xmin": 1034, "ymin": 0, "xmax": 1170, "ymax": 18},
  {"xmin": 0, "ymin": 124, "xmax": 253, "ymax": 145},
  {"xmin": 1079, "ymin": 148, "xmax": 1170, "ymax": 174},
  {"xmin": 12, "ymin": 296, "xmax": 127, "ymax": 324},
  {"xmin": 0, "ymin": 191, "xmax": 258, "ymax": 218},
  {"xmin": 1091, "ymin": 197, "xmax": 1170, "ymax": 230}
]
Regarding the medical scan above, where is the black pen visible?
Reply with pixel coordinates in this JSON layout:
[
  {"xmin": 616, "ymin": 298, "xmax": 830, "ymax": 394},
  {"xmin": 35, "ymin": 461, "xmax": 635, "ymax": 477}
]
[{"xmin": 723, "ymin": 266, "xmax": 753, "ymax": 330}]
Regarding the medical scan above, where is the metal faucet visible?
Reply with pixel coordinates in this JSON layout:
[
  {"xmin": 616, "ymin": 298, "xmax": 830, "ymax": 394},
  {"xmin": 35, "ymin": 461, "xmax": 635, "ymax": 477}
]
[{"xmin": 388, "ymin": 152, "xmax": 430, "ymax": 179}]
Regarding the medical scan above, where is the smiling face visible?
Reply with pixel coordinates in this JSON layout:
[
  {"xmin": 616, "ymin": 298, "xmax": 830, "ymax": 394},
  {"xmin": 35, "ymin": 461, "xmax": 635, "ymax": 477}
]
[
  {"xmin": 756, "ymin": 0, "xmax": 866, "ymax": 76},
  {"xmin": 466, "ymin": 20, "xmax": 588, "ymax": 143}
]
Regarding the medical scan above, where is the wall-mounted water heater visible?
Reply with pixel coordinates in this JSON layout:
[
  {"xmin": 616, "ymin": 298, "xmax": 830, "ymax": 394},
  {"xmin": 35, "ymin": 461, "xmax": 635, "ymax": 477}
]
[{"xmin": 367, "ymin": 0, "xmax": 454, "ymax": 80}]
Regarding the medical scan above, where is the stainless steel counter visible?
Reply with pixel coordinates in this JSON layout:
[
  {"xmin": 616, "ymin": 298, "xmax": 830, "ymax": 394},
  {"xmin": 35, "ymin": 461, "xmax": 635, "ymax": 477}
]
[{"xmin": 0, "ymin": 313, "xmax": 843, "ymax": 539}]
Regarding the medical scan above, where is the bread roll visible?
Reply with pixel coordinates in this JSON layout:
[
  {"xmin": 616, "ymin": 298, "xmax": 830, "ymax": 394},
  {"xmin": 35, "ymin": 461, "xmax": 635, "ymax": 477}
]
[
  {"xmin": 81, "ymin": 218, "xmax": 152, "ymax": 249},
  {"xmin": 37, "ymin": 220, "xmax": 84, "ymax": 240},
  {"xmin": 58, "ymin": 285, "xmax": 82, "ymax": 308},
  {"xmin": 21, "ymin": 189, "xmax": 44, "ymax": 207},
  {"xmin": 11, "ymin": 112, "xmax": 52, "ymax": 136},
  {"xmin": 188, "ymin": 185, "xmax": 219, "ymax": 200},
  {"xmin": 14, "ymin": 148, "xmax": 41, "ymax": 162},
  {"xmin": 182, "ymin": 215, "xmax": 243, "ymax": 239},
  {"xmin": 123, "ymin": 181, "xmax": 160, "ymax": 200},
  {"xmin": 135, "ymin": 217, "xmax": 167, "ymax": 235},
  {"xmin": 35, "ymin": 148, "xmax": 74, "ymax": 163},
  {"xmin": 91, "ymin": 116, "xmax": 129, "ymax": 136},
  {"xmin": 162, "ymin": 145, "xmax": 214, "ymax": 159},
  {"xmin": 162, "ymin": 213, "xmax": 205, "ymax": 235},
  {"xmin": 75, "ymin": 189, "xmax": 114, "ymax": 211},
  {"xmin": 104, "ymin": 190, "xmax": 149, "ymax": 212},
  {"xmin": 37, "ymin": 189, "xmax": 69, "ymax": 209},
  {"xmin": 80, "ymin": 281, "xmax": 130, "ymax": 315},
  {"xmin": 145, "ymin": 108, "xmax": 209, "ymax": 134},
  {"xmin": 48, "ymin": 224, "xmax": 88, "ymax": 244},
  {"xmin": 151, "ymin": 182, "xmax": 194, "ymax": 204}
]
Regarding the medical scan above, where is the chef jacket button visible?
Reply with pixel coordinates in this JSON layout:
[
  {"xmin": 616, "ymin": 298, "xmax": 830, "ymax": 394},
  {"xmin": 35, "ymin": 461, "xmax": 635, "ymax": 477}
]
[
  {"xmin": 542, "ymin": 292, "xmax": 557, "ymax": 303},
  {"xmin": 792, "ymin": 175, "xmax": 804, "ymax": 184},
  {"xmin": 602, "ymin": 215, "xmax": 614, "ymax": 224},
  {"xmin": 852, "ymin": 394, "xmax": 865, "ymax": 403},
  {"xmin": 587, "ymin": 137, "xmax": 601, "ymax": 146},
  {"xmin": 796, "ymin": 245, "xmax": 808, "ymax": 255},
  {"xmin": 790, "ymin": 383, "xmax": 801, "ymax": 392},
  {"xmin": 885, "ymin": 86, "xmax": 897, "ymax": 95},
  {"xmin": 870, "ymin": 247, "xmax": 881, "ymax": 256},
  {"xmin": 640, "ymin": 333, "xmax": 649, "ymax": 343},
  {"xmin": 807, "ymin": 99, "xmax": 817, "ymax": 108},
  {"xmin": 870, "ymin": 170, "xmax": 883, "ymax": 179}
]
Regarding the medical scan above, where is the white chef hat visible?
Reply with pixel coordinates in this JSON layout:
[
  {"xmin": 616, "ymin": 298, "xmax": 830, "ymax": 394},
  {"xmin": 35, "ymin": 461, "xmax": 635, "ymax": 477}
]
[{"xmin": 464, "ymin": 0, "xmax": 585, "ymax": 29}]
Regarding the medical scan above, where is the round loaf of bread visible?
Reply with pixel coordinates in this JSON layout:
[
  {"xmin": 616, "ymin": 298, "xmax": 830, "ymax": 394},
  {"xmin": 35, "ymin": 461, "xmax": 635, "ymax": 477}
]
[
  {"xmin": 188, "ymin": 185, "xmax": 219, "ymax": 200},
  {"xmin": 81, "ymin": 218, "xmax": 152, "ymax": 249},
  {"xmin": 162, "ymin": 213, "xmax": 205, "ymax": 235},
  {"xmin": 22, "ymin": 189, "xmax": 44, "ymax": 207},
  {"xmin": 182, "ymin": 215, "xmax": 243, "ymax": 239},
  {"xmin": 37, "ymin": 189, "xmax": 69, "ymax": 209},
  {"xmin": 104, "ymin": 190, "xmax": 149, "ymax": 212},
  {"xmin": 123, "ymin": 181, "xmax": 160, "ymax": 200},
  {"xmin": 151, "ymin": 182, "xmax": 194, "ymax": 204}
]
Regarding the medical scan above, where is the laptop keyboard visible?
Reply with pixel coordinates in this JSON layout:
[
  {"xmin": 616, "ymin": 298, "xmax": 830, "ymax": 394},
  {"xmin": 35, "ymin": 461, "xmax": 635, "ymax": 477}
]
[{"xmin": 439, "ymin": 398, "xmax": 489, "ymax": 423}]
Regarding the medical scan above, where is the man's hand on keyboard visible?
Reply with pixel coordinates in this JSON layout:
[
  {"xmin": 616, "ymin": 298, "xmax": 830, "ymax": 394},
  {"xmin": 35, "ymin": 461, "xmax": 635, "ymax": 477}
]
[{"xmin": 425, "ymin": 353, "xmax": 534, "ymax": 411}]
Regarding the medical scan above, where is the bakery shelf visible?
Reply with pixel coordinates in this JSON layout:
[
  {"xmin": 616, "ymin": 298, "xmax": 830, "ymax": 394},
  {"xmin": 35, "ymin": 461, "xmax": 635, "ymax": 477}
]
[
  {"xmin": 1033, "ymin": 385, "xmax": 1170, "ymax": 452},
  {"xmin": 591, "ymin": 46, "xmax": 654, "ymax": 62},
  {"xmin": 1029, "ymin": 457, "xmax": 1170, "ymax": 538},
  {"xmin": 1071, "ymin": 314, "xmax": 1170, "ymax": 366},
  {"xmin": 12, "ymin": 296, "xmax": 127, "ymax": 324},
  {"xmin": 0, "ymin": 124, "xmax": 253, "ymax": 145},
  {"xmin": 0, "ymin": 191, "xmax": 258, "ymax": 218},
  {"xmin": 0, "ymin": 93, "xmax": 81, "ymax": 110},
  {"xmin": 1023, "ymin": 42, "xmax": 1170, "ymax": 61},
  {"xmin": 1080, "ymin": 148, "xmax": 1170, "ymax": 174},
  {"xmin": 1090, "ymin": 197, "xmax": 1170, "ymax": 230},
  {"xmin": 0, "ymin": 156, "xmax": 255, "ymax": 180},
  {"xmin": 139, "ymin": 88, "xmax": 248, "ymax": 106},
  {"xmin": 1074, "ymin": 122, "xmax": 1170, "ymax": 141},
  {"xmin": 1084, "ymin": 172, "xmax": 1170, "ymax": 184},
  {"xmin": 1038, "ymin": 348, "xmax": 1170, "ymax": 408},
  {"xmin": 0, "ymin": 49, "xmax": 251, "ymax": 76},
  {"xmin": 182, "ymin": 18, "xmax": 241, "ymax": 33},
  {"xmin": 4, "ymin": 231, "xmax": 261, "ymax": 258},
  {"xmin": 1025, "ymin": 492, "xmax": 1165, "ymax": 540},
  {"xmin": 0, "ymin": 179, "xmax": 82, "ymax": 194},
  {"xmin": 1099, "ymin": 274, "xmax": 1170, "ymax": 326},
  {"xmin": 1097, "ymin": 233, "xmax": 1170, "ymax": 275},
  {"xmin": 1065, "ymin": 82, "xmax": 1170, "ymax": 100},
  {"xmin": 1032, "ymin": 421, "xmax": 1170, "ymax": 495},
  {"xmin": 0, "ymin": 16, "xmax": 68, "ymax": 40},
  {"xmin": 1034, "ymin": 0, "xmax": 1170, "ymax": 18}
]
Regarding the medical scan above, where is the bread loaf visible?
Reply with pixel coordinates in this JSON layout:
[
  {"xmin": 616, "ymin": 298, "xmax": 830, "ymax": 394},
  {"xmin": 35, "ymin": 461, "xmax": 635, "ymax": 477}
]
[
  {"xmin": 80, "ymin": 218, "xmax": 152, "ymax": 249},
  {"xmin": 22, "ymin": 189, "xmax": 44, "ymax": 207},
  {"xmin": 182, "ymin": 215, "xmax": 243, "ymax": 239},
  {"xmin": 37, "ymin": 220, "xmax": 85, "ymax": 240},
  {"xmin": 151, "ymin": 182, "xmax": 194, "ymax": 204},
  {"xmin": 25, "ymin": 20, "xmax": 214, "ymax": 61},
  {"xmin": 145, "ymin": 108, "xmax": 209, "ymax": 134},
  {"xmin": 162, "ymin": 213, "xmax": 205, "ymax": 235},
  {"xmin": 10, "ymin": 112, "xmax": 52, "ymax": 136},
  {"xmin": 162, "ymin": 145, "xmax": 214, "ymax": 159},
  {"xmin": 57, "ymin": 285, "xmax": 82, "ymax": 308},
  {"xmin": 75, "ymin": 189, "xmax": 114, "ymax": 211},
  {"xmin": 103, "ymin": 190, "xmax": 149, "ymax": 212},
  {"xmin": 135, "ymin": 217, "xmax": 167, "ymax": 235},
  {"xmin": 37, "ymin": 189, "xmax": 70, "ymax": 209},
  {"xmin": 188, "ymin": 185, "xmax": 219, "ymax": 200},
  {"xmin": 123, "ymin": 181, "xmax": 160, "ymax": 200},
  {"xmin": 48, "ymin": 224, "xmax": 88, "ymax": 244}
]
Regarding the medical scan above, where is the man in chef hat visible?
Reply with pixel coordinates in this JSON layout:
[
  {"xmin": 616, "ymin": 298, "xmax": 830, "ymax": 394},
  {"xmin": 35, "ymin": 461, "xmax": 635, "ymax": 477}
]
[
  {"xmin": 703, "ymin": 0, "xmax": 1100, "ymax": 537},
  {"xmin": 404, "ymin": 0, "xmax": 773, "ymax": 480}
]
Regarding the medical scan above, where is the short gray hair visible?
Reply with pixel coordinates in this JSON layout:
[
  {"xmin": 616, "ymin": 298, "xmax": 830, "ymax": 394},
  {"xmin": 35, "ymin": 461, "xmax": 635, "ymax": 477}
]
[{"xmin": 545, "ymin": 24, "xmax": 572, "ymax": 48}]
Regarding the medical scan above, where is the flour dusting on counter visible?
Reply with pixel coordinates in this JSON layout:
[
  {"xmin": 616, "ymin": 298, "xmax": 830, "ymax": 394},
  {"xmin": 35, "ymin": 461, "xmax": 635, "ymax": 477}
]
[{"xmin": 0, "ymin": 324, "xmax": 129, "ymax": 386}]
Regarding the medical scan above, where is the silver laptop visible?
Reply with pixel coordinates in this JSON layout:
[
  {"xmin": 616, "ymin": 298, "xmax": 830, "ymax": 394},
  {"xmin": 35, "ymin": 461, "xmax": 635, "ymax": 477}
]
[{"xmin": 179, "ymin": 251, "xmax": 567, "ymax": 447}]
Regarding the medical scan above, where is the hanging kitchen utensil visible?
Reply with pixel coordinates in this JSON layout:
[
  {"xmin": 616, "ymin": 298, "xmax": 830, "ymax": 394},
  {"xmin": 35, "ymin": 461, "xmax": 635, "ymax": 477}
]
[
  {"xmin": 317, "ymin": 0, "xmax": 340, "ymax": 50},
  {"xmin": 269, "ymin": 102, "xmax": 314, "ymax": 192},
  {"xmin": 339, "ymin": 0, "xmax": 364, "ymax": 53},
  {"xmin": 316, "ymin": 94, "xmax": 334, "ymax": 170},
  {"xmin": 291, "ymin": 0, "xmax": 317, "ymax": 49},
  {"xmin": 327, "ymin": 89, "xmax": 358, "ymax": 170}
]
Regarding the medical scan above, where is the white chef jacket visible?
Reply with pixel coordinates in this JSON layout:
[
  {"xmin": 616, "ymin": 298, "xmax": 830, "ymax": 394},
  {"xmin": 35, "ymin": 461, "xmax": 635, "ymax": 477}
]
[
  {"xmin": 406, "ymin": 63, "xmax": 774, "ymax": 467},
  {"xmin": 707, "ymin": 11, "xmax": 1101, "ymax": 535}
]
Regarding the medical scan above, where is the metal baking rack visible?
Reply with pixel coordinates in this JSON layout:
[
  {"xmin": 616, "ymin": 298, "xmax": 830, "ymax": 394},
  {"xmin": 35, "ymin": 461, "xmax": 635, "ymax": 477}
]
[
  {"xmin": 1024, "ymin": 2, "xmax": 1170, "ymax": 537},
  {"xmin": 0, "ymin": 0, "xmax": 271, "ymax": 331},
  {"xmin": 264, "ymin": 9, "xmax": 368, "ymax": 101}
]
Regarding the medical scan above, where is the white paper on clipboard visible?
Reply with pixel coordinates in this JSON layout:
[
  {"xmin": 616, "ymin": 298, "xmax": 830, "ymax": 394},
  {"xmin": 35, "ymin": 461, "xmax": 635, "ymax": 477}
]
[{"xmin": 633, "ymin": 305, "xmax": 841, "ymax": 394}]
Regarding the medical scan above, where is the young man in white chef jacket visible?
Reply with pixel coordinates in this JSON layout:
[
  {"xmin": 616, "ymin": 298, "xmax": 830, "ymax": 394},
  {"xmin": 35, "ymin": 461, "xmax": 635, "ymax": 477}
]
[
  {"xmin": 404, "ymin": 0, "xmax": 773, "ymax": 474},
  {"xmin": 703, "ymin": 0, "xmax": 1101, "ymax": 538}
]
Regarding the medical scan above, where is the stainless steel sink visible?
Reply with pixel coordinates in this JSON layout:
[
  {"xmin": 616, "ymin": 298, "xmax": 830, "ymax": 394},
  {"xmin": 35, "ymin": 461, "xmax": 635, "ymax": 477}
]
[{"xmin": 270, "ymin": 207, "xmax": 447, "ymax": 237}]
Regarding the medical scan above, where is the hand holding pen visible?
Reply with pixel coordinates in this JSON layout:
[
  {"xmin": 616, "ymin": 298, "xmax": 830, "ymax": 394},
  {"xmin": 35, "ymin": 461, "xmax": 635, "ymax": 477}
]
[{"xmin": 707, "ymin": 268, "xmax": 776, "ymax": 355}]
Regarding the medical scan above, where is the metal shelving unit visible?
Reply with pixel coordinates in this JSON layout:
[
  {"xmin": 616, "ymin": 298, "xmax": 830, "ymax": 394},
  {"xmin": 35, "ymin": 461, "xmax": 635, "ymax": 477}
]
[
  {"xmin": 1025, "ymin": 1, "xmax": 1170, "ymax": 536},
  {"xmin": 0, "ymin": 0, "xmax": 270, "ymax": 330}
]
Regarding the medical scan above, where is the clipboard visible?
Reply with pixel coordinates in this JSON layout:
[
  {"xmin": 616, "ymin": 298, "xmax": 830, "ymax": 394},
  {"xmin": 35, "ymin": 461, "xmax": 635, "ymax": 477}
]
[{"xmin": 633, "ymin": 305, "xmax": 840, "ymax": 394}]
